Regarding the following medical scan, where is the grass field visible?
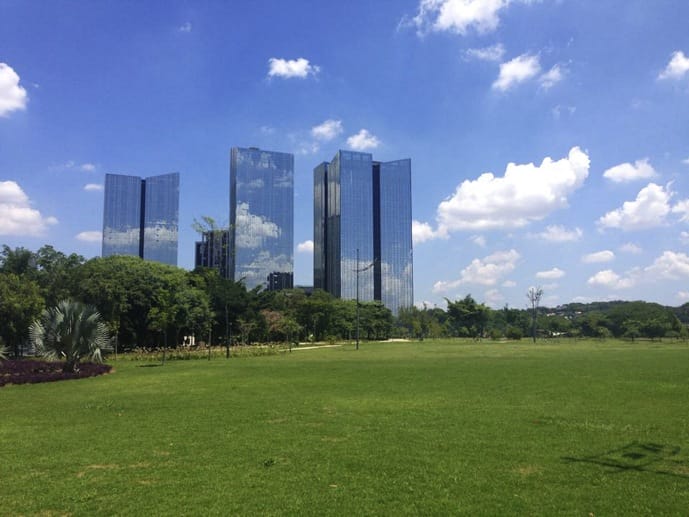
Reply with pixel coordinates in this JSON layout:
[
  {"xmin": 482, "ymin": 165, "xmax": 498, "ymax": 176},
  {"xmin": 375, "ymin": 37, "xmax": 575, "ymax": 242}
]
[{"xmin": 2, "ymin": 339, "xmax": 689, "ymax": 515}]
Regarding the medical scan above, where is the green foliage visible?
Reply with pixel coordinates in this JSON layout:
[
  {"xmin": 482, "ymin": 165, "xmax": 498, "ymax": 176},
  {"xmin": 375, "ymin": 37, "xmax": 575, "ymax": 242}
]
[
  {"xmin": 30, "ymin": 300, "xmax": 112, "ymax": 372},
  {"xmin": 0, "ymin": 272, "xmax": 44, "ymax": 357},
  {"xmin": 445, "ymin": 294, "xmax": 489, "ymax": 338}
]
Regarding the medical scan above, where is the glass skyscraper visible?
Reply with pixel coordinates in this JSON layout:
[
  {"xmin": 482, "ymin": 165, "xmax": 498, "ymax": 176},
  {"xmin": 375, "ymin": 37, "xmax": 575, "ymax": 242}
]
[
  {"xmin": 230, "ymin": 147, "xmax": 294, "ymax": 291},
  {"xmin": 195, "ymin": 229, "xmax": 230, "ymax": 279},
  {"xmin": 102, "ymin": 172, "xmax": 179, "ymax": 266},
  {"xmin": 314, "ymin": 150, "xmax": 413, "ymax": 315}
]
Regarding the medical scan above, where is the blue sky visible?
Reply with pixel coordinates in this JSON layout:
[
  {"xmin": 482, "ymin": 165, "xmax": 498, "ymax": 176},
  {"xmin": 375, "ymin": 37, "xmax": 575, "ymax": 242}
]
[{"xmin": 2, "ymin": 0, "xmax": 689, "ymax": 310}]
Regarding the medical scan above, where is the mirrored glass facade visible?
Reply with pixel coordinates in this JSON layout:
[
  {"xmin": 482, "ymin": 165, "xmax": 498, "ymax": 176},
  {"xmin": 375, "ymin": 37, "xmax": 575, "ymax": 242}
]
[
  {"xmin": 314, "ymin": 151, "xmax": 413, "ymax": 314},
  {"xmin": 102, "ymin": 172, "xmax": 179, "ymax": 266},
  {"xmin": 376, "ymin": 159, "xmax": 413, "ymax": 315},
  {"xmin": 143, "ymin": 173, "xmax": 179, "ymax": 265},
  {"xmin": 230, "ymin": 147, "xmax": 294, "ymax": 291},
  {"xmin": 102, "ymin": 174, "xmax": 142, "ymax": 258}
]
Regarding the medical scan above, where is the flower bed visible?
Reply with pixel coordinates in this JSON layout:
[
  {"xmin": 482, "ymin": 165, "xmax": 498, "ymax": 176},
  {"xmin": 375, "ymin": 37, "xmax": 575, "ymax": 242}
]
[{"xmin": 0, "ymin": 360, "xmax": 112, "ymax": 387}]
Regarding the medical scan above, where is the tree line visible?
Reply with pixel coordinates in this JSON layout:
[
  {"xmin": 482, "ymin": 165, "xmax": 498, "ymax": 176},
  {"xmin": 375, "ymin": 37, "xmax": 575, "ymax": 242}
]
[{"xmin": 1, "ymin": 244, "xmax": 687, "ymax": 357}]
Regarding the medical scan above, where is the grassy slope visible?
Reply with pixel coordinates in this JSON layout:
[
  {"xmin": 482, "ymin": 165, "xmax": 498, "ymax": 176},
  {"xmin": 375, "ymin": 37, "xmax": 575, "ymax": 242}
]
[{"xmin": 2, "ymin": 340, "xmax": 689, "ymax": 515}]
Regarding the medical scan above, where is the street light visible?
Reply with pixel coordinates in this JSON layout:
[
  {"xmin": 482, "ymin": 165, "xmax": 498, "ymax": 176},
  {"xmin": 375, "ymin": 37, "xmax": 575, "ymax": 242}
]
[{"xmin": 354, "ymin": 248, "xmax": 376, "ymax": 351}]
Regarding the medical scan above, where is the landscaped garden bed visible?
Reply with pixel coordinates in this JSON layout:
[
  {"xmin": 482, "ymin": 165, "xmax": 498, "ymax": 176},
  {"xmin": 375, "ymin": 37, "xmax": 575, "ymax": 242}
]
[{"xmin": 0, "ymin": 359, "xmax": 112, "ymax": 387}]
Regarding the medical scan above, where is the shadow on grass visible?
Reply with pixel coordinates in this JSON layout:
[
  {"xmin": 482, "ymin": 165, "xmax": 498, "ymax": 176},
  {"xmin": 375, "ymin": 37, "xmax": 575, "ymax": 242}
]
[
  {"xmin": 563, "ymin": 442, "xmax": 689, "ymax": 479},
  {"xmin": 137, "ymin": 364, "xmax": 163, "ymax": 368}
]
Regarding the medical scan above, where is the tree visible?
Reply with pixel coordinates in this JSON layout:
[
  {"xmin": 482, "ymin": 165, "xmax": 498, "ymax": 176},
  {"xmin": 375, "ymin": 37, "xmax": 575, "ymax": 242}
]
[
  {"xmin": 445, "ymin": 295, "xmax": 489, "ymax": 339},
  {"xmin": 0, "ymin": 273, "xmax": 44, "ymax": 358},
  {"xmin": 30, "ymin": 300, "xmax": 111, "ymax": 373},
  {"xmin": 527, "ymin": 287, "xmax": 543, "ymax": 343}
]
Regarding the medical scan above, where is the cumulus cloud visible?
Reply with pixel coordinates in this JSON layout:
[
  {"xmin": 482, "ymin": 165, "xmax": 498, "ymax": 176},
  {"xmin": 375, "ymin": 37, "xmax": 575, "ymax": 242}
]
[
  {"xmin": 407, "ymin": 0, "xmax": 529, "ymax": 36},
  {"xmin": 311, "ymin": 119, "xmax": 343, "ymax": 141},
  {"xmin": 530, "ymin": 224, "xmax": 582, "ymax": 242},
  {"xmin": 0, "ymin": 63, "xmax": 28, "ymax": 117},
  {"xmin": 619, "ymin": 242, "xmax": 642, "ymax": 254},
  {"xmin": 463, "ymin": 43, "xmax": 505, "ymax": 61},
  {"xmin": 297, "ymin": 240, "xmax": 314, "ymax": 253},
  {"xmin": 536, "ymin": 267, "xmax": 565, "ymax": 279},
  {"xmin": 539, "ymin": 64, "xmax": 564, "ymax": 89},
  {"xmin": 433, "ymin": 249, "xmax": 520, "ymax": 292},
  {"xmin": 658, "ymin": 50, "xmax": 689, "ymax": 80},
  {"xmin": 346, "ymin": 129, "xmax": 381, "ymax": 151},
  {"xmin": 587, "ymin": 269, "xmax": 636, "ymax": 289},
  {"xmin": 681, "ymin": 232, "xmax": 689, "ymax": 245},
  {"xmin": 267, "ymin": 57, "xmax": 320, "ymax": 79},
  {"xmin": 598, "ymin": 183, "xmax": 671, "ymax": 231},
  {"xmin": 582, "ymin": 250, "xmax": 615, "ymax": 263},
  {"xmin": 671, "ymin": 199, "xmax": 689, "ymax": 222},
  {"xmin": 412, "ymin": 220, "xmax": 444, "ymax": 244},
  {"xmin": 603, "ymin": 159, "xmax": 656, "ymax": 183},
  {"xmin": 0, "ymin": 181, "xmax": 58, "ymax": 236},
  {"xmin": 84, "ymin": 183, "xmax": 104, "ymax": 192},
  {"xmin": 435, "ymin": 146, "xmax": 589, "ymax": 232},
  {"xmin": 471, "ymin": 235, "xmax": 486, "ymax": 247},
  {"xmin": 493, "ymin": 53, "xmax": 541, "ymax": 91},
  {"xmin": 644, "ymin": 251, "xmax": 689, "ymax": 280},
  {"xmin": 75, "ymin": 231, "xmax": 102, "ymax": 242}
]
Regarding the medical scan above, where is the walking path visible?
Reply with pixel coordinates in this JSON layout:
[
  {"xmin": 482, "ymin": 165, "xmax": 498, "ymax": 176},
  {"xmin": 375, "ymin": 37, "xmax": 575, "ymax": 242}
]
[{"xmin": 291, "ymin": 344, "xmax": 343, "ymax": 351}]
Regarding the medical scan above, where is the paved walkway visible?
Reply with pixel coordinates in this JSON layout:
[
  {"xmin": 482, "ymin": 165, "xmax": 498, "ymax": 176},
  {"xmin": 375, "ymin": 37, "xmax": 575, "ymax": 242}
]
[{"xmin": 291, "ymin": 344, "xmax": 343, "ymax": 351}]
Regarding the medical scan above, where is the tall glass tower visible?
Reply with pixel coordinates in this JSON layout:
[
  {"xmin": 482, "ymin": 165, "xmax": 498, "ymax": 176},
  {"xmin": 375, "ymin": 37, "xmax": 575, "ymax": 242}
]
[
  {"xmin": 102, "ymin": 172, "xmax": 179, "ymax": 266},
  {"xmin": 314, "ymin": 151, "xmax": 412, "ymax": 315},
  {"xmin": 230, "ymin": 147, "xmax": 294, "ymax": 291}
]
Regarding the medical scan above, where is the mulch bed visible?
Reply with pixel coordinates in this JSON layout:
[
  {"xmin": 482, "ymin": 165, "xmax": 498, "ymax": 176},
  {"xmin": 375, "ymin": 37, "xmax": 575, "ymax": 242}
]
[{"xmin": 0, "ymin": 360, "xmax": 112, "ymax": 387}]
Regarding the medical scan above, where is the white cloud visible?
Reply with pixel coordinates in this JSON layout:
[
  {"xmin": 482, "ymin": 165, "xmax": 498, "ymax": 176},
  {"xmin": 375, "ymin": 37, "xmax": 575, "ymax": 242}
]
[
  {"xmin": 536, "ymin": 267, "xmax": 565, "ymax": 279},
  {"xmin": 582, "ymin": 250, "xmax": 615, "ymax": 263},
  {"xmin": 539, "ymin": 64, "xmax": 563, "ymax": 89},
  {"xmin": 178, "ymin": 22, "xmax": 192, "ymax": 33},
  {"xmin": 598, "ymin": 183, "xmax": 671, "ymax": 231},
  {"xmin": 682, "ymin": 157, "xmax": 689, "ymax": 165},
  {"xmin": 530, "ymin": 224, "xmax": 582, "ymax": 242},
  {"xmin": 84, "ymin": 183, "xmax": 104, "ymax": 192},
  {"xmin": 0, "ymin": 63, "xmax": 28, "ymax": 117},
  {"xmin": 644, "ymin": 251, "xmax": 689, "ymax": 280},
  {"xmin": 680, "ymin": 232, "xmax": 689, "ymax": 245},
  {"xmin": 80, "ymin": 163, "xmax": 96, "ymax": 172},
  {"xmin": 471, "ymin": 235, "xmax": 486, "ymax": 247},
  {"xmin": 346, "ymin": 129, "xmax": 381, "ymax": 151},
  {"xmin": 587, "ymin": 269, "xmax": 636, "ymax": 289},
  {"xmin": 412, "ymin": 219, "xmax": 445, "ymax": 244},
  {"xmin": 671, "ymin": 199, "xmax": 689, "ymax": 222},
  {"xmin": 502, "ymin": 280, "xmax": 517, "ymax": 287},
  {"xmin": 311, "ymin": 119, "xmax": 343, "ymax": 141},
  {"xmin": 619, "ymin": 242, "xmax": 642, "ymax": 254},
  {"xmin": 603, "ymin": 159, "xmax": 656, "ymax": 183},
  {"xmin": 552, "ymin": 105, "xmax": 576, "ymax": 119},
  {"xmin": 435, "ymin": 146, "xmax": 589, "ymax": 232},
  {"xmin": 0, "ymin": 181, "xmax": 58, "ymax": 236},
  {"xmin": 267, "ymin": 57, "xmax": 320, "ymax": 79},
  {"xmin": 408, "ymin": 0, "xmax": 523, "ymax": 36},
  {"xmin": 658, "ymin": 50, "xmax": 689, "ymax": 80},
  {"xmin": 677, "ymin": 291, "xmax": 689, "ymax": 301},
  {"xmin": 463, "ymin": 43, "xmax": 505, "ymax": 61},
  {"xmin": 433, "ymin": 249, "xmax": 520, "ymax": 292},
  {"xmin": 493, "ymin": 53, "xmax": 540, "ymax": 91},
  {"xmin": 75, "ymin": 231, "xmax": 102, "ymax": 243},
  {"xmin": 297, "ymin": 240, "xmax": 313, "ymax": 253},
  {"xmin": 484, "ymin": 288, "xmax": 504, "ymax": 305}
]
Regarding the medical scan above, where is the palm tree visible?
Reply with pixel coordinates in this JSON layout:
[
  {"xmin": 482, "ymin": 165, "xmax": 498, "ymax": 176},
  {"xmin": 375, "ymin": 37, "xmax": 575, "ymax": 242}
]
[{"xmin": 30, "ymin": 300, "xmax": 111, "ymax": 373}]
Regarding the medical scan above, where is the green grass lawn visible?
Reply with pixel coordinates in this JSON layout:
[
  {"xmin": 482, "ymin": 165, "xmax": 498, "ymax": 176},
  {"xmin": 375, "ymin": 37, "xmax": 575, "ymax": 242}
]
[{"xmin": 2, "ymin": 339, "xmax": 689, "ymax": 515}]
